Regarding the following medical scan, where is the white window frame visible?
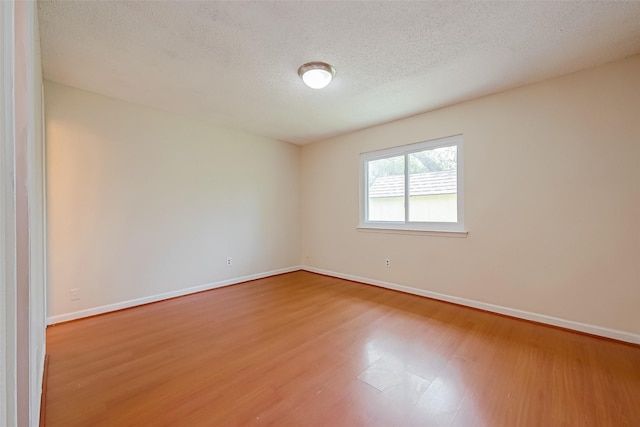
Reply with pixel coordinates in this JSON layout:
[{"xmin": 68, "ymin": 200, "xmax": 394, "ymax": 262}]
[{"xmin": 359, "ymin": 134, "xmax": 466, "ymax": 235}]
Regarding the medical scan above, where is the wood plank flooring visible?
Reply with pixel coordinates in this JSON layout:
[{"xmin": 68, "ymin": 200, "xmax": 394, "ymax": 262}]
[{"xmin": 44, "ymin": 271, "xmax": 640, "ymax": 426}]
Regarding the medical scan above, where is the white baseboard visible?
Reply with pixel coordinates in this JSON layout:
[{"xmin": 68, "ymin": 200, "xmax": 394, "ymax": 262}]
[
  {"xmin": 302, "ymin": 266, "xmax": 640, "ymax": 345},
  {"xmin": 47, "ymin": 265, "xmax": 640, "ymax": 345},
  {"xmin": 47, "ymin": 266, "xmax": 303, "ymax": 325}
]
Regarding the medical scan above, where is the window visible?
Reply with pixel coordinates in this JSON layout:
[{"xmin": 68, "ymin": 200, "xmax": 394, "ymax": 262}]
[{"xmin": 360, "ymin": 135, "xmax": 465, "ymax": 233}]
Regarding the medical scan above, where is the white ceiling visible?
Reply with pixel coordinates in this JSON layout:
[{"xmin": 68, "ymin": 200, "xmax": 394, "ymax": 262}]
[{"xmin": 38, "ymin": 1, "xmax": 640, "ymax": 144}]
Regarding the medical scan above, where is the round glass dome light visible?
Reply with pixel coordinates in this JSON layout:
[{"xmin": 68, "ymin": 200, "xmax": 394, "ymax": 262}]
[{"xmin": 298, "ymin": 62, "xmax": 336, "ymax": 89}]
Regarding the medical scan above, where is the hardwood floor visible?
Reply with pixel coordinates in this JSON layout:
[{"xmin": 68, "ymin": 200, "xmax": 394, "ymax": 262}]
[{"xmin": 44, "ymin": 271, "xmax": 640, "ymax": 426}]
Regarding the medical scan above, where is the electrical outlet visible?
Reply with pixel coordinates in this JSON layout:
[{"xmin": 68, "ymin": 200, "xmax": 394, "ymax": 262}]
[
  {"xmin": 385, "ymin": 259, "xmax": 391, "ymax": 267},
  {"xmin": 226, "ymin": 257, "xmax": 232, "ymax": 266},
  {"xmin": 69, "ymin": 288, "xmax": 80, "ymax": 301}
]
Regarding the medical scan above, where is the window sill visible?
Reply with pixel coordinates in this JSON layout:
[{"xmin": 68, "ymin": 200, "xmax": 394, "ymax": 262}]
[{"xmin": 357, "ymin": 226, "xmax": 468, "ymax": 238}]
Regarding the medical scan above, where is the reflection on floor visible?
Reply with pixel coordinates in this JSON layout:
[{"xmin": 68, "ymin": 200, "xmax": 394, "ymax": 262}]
[{"xmin": 44, "ymin": 271, "xmax": 640, "ymax": 426}]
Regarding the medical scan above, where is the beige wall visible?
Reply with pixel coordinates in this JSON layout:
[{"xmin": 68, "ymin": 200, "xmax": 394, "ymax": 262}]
[
  {"xmin": 45, "ymin": 82, "xmax": 300, "ymax": 318},
  {"xmin": 45, "ymin": 56, "xmax": 640, "ymax": 338},
  {"xmin": 301, "ymin": 55, "xmax": 640, "ymax": 336}
]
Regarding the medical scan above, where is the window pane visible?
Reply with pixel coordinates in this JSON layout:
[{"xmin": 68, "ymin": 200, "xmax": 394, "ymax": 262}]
[
  {"xmin": 408, "ymin": 146, "xmax": 457, "ymax": 222},
  {"xmin": 367, "ymin": 155, "xmax": 405, "ymax": 221}
]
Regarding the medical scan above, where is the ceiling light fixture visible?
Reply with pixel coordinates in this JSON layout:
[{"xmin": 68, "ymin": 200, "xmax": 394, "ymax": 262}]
[{"xmin": 298, "ymin": 62, "xmax": 335, "ymax": 89}]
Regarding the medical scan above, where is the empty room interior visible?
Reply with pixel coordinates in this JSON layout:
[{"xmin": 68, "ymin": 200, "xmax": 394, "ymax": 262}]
[{"xmin": 3, "ymin": 1, "xmax": 640, "ymax": 426}]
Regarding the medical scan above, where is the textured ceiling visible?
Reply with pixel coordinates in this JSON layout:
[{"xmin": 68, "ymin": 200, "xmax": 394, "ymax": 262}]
[{"xmin": 38, "ymin": 1, "xmax": 640, "ymax": 144}]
